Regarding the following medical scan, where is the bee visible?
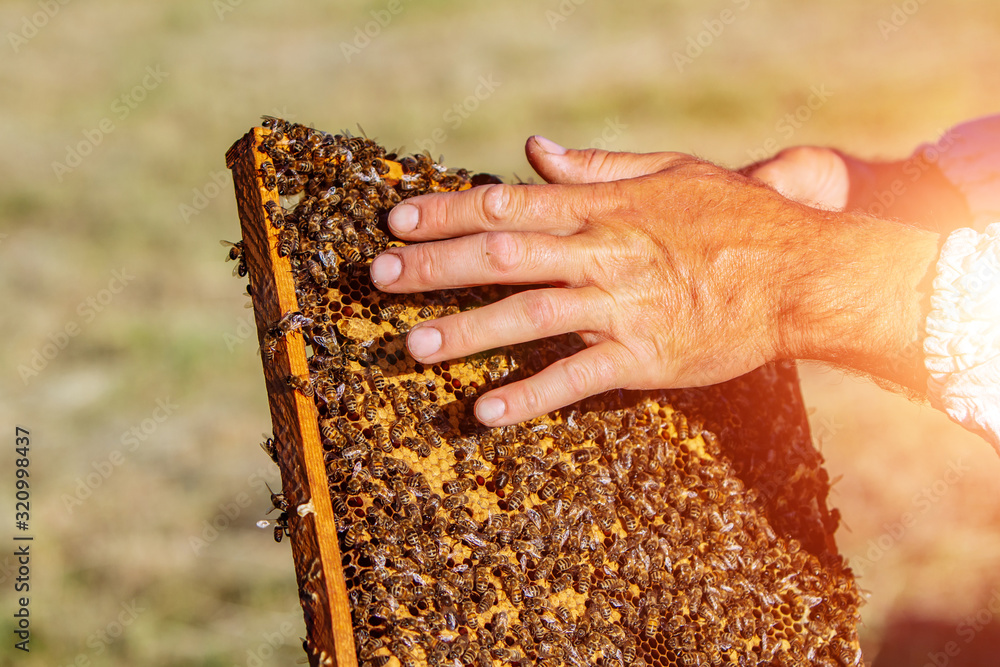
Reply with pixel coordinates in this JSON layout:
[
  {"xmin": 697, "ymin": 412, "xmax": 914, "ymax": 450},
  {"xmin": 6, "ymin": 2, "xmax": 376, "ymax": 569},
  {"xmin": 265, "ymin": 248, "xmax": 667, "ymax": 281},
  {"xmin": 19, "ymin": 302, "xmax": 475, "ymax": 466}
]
[
  {"xmin": 504, "ymin": 578, "xmax": 523, "ymax": 605},
  {"xmin": 674, "ymin": 412, "xmax": 689, "ymax": 440},
  {"xmin": 389, "ymin": 419, "xmax": 408, "ymax": 447},
  {"xmin": 259, "ymin": 435, "xmax": 278, "ymax": 463},
  {"xmin": 362, "ymin": 394, "xmax": 385, "ymax": 422},
  {"xmin": 263, "ymin": 200, "xmax": 284, "ymax": 228},
  {"xmin": 286, "ymin": 374, "xmax": 313, "ymax": 396},
  {"xmin": 272, "ymin": 513, "xmax": 289, "ymax": 542},
  {"xmin": 506, "ymin": 490, "xmax": 526, "ymax": 511},
  {"xmin": 404, "ymin": 436, "xmax": 430, "ymax": 458},
  {"xmin": 442, "ymin": 493, "xmax": 469, "ymax": 510},
  {"xmin": 304, "ymin": 257, "xmax": 327, "ymax": 287},
  {"xmin": 442, "ymin": 478, "xmax": 473, "ymax": 495},
  {"xmin": 538, "ymin": 479, "xmax": 562, "ymax": 501},
  {"xmin": 387, "ymin": 385, "xmax": 408, "ymax": 417},
  {"xmin": 374, "ymin": 430, "xmax": 396, "ymax": 463},
  {"xmin": 259, "ymin": 161, "xmax": 277, "ymax": 189},
  {"xmin": 368, "ymin": 367, "xmax": 386, "ymax": 393},
  {"xmin": 337, "ymin": 240, "xmax": 361, "ymax": 263},
  {"xmin": 264, "ymin": 481, "xmax": 288, "ymax": 514},
  {"xmin": 278, "ymin": 223, "xmax": 299, "ymax": 257},
  {"xmin": 342, "ymin": 391, "xmax": 358, "ymax": 414},
  {"xmin": 261, "ymin": 115, "xmax": 289, "ymax": 133},
  {"xmin": 220, "ymin": 240, "xmax": 248, "ymax": 278},
  {"xmin": 643, "ymin": 606, "xmax": 660, "ymax": 638},
  {"xmin": 341, "ymin": 439, "xmax": 369, "ymax": 463}
]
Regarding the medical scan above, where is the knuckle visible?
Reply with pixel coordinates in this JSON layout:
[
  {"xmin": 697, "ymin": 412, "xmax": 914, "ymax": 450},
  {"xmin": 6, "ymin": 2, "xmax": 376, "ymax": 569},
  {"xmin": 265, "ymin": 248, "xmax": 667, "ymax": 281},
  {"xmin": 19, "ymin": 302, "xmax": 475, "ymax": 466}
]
[
  {"xmin": 515, "ymin": 381, "xmax": 547, "ymax": 418},
  {"xmin": 444, "ymin": 313, "xmax": 475, "ymax": 353},
  {"xmin": 521, "ymin": 290, "xmax": 561, "ymax": 333},
  {"xmin": 562, "ymin": 352, "xmax": 615, "ymax": 397},
  {"xmin": 580, "ymin": 148, "xmax": 615, "ymax": 179},
  {"xmin": 408, "ymin": 245, "xmax": 437, "ymax": 285},
  {"xmin": 561, "ymin": 357, "xmax": 594, "ymax": 397},
  {"xmin": 480, "ymin": 183, "xmax": 517, "ymax": 226},
  {"xmin": 483, "ymin": 231, "xmax": 522, "ymax": 276}
]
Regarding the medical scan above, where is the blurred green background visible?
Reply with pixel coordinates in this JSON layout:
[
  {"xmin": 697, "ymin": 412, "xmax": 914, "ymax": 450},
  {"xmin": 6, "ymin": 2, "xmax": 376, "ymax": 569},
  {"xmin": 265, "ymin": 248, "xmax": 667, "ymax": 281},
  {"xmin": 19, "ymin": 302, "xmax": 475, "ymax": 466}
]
[{"xmin": 2, "ymin": 0, "xmax": 1000, "ymax": 665}]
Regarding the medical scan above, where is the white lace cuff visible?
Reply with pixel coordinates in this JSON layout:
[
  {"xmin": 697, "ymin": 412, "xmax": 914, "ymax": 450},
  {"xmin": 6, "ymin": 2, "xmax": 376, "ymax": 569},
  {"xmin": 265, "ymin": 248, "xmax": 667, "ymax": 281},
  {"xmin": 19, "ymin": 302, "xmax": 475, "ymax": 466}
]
[{"xmin": 925, "ymin": 223, "xmax": 1000, "ymax": 454}]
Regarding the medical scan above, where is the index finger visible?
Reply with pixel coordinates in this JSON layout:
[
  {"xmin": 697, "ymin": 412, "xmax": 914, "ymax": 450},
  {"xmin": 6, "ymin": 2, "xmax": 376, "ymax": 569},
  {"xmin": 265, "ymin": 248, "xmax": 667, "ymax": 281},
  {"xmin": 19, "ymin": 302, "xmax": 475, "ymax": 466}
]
[{"xmin": 387, "ymin": 181, "xmax": 622, "ymax": 241}]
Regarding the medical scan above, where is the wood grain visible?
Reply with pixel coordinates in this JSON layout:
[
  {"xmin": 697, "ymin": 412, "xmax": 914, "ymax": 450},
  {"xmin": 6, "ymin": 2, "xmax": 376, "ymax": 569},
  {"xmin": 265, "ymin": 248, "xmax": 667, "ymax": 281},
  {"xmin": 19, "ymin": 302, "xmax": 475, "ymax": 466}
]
[{"xmin": 226, "ymin": 129, "xmax": 357, "ymax": 667}]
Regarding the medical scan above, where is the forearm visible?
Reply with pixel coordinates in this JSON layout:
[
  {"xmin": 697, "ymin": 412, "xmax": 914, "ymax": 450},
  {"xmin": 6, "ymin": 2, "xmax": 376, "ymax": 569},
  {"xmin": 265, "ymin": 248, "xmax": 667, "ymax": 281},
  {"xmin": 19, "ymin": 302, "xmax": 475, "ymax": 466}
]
[
  {"xmin": 835, "ymin": 150, "xmax": 973, "ymax": 233},
  {"xmin": 778, "ymin": 209, "xmax": 941, "ymax": 395}
]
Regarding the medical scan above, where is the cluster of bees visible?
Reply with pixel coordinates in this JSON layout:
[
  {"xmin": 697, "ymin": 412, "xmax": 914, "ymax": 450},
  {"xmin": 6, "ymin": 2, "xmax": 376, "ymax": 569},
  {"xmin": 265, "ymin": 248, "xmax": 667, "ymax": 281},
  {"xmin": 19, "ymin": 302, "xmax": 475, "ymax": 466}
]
[{"xmin": 236, "ymin": 118, "xmax": 864, "ymax": 667}]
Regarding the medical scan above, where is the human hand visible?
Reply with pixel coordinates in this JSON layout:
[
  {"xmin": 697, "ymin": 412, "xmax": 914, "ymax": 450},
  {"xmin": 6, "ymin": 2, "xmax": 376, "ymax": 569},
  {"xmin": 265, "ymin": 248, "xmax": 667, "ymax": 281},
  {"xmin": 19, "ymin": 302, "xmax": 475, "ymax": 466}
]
[
  {"xmin": 742, "ymin": 146, "xmax": 850, "ymax": 212},
  {"xmin": 370, "ymin": 137, "xmax": 832, "ymax": 426}
]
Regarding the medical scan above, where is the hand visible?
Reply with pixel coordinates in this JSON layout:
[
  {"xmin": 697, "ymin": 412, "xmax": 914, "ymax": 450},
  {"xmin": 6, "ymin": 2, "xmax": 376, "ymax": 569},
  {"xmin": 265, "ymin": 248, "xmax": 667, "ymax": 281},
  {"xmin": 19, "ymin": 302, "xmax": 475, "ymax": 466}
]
[
  {"xmin": 742, "ymin": 146, "xmax": 850, "ymax": 212},
  {"xmin": 370, "ymin": 137, "xmax": 827, "ymax": 426}
]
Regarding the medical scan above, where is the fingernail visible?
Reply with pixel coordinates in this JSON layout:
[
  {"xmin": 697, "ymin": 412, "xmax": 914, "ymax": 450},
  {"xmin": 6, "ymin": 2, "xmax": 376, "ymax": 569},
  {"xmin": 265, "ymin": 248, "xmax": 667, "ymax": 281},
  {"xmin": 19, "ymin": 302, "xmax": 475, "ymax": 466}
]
[
  {"xmin": 389, "ymin": 204, "xmax": 419, "ymax": 233},
  {"xmin": 370, "ymin": 253, "xmax": 402, "ymax": 285},
  {"xmin": 533, "ymin": 135, "xmax": 567, "ymax": 155},
  {"xmin": 476, "ymin": 397, "xmax": 506, "ymax": 423},
  {"xmin": 407, "ymin": 327, "xmax": 442, "ymax": 358}
]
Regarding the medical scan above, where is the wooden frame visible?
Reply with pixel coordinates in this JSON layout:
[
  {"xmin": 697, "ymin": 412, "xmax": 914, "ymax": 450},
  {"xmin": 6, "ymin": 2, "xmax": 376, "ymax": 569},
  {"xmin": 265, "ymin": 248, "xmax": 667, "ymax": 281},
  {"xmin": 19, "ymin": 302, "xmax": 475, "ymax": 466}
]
[{"xmin": 227, "ymin": 129, "xmax": 357, "ymax": 667}]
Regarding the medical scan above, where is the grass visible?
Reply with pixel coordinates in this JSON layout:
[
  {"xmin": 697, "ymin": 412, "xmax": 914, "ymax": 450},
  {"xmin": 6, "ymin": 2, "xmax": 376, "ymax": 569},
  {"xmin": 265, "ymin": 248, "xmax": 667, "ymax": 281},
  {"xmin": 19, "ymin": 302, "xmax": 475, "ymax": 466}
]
[{"xmin": 3, "ymin": 0, "xmax": 1000, "ymax": 664}]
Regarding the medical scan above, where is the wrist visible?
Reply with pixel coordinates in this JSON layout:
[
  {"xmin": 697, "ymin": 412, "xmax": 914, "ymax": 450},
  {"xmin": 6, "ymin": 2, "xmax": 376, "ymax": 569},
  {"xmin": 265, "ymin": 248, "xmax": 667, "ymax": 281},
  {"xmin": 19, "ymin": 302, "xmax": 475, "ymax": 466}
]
[{"xmin": 775, "ymin": 210, "xmax": 940, "ymax": 392}]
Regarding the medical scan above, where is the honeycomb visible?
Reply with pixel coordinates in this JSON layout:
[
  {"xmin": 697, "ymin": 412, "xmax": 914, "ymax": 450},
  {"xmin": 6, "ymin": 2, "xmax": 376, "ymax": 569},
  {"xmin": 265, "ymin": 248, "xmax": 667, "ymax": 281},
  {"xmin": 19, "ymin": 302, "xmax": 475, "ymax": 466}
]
[{"xmin": 228, "ymin": 118, "xmax": 864, "ymax": 667}]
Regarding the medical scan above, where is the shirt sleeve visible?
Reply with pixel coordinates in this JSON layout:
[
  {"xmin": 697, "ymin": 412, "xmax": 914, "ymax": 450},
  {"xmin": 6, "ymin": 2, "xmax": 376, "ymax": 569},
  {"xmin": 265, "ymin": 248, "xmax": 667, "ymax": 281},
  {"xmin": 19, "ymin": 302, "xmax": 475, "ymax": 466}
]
[
  {"xmin": 925, "ymin": 223, "xmax": 1000, "ymax": 455},
  {"xmin": 914, "ymin": 114, "xmax": 1000, "ymax": 231}
]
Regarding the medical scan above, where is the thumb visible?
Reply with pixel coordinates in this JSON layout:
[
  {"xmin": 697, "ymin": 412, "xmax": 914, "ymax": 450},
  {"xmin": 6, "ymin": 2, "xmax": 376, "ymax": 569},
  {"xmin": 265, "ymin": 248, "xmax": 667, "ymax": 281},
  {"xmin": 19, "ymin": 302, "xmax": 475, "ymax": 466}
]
[{"xmin": 525, "ymin": 135, "xmax": 684, "ymax": 184}]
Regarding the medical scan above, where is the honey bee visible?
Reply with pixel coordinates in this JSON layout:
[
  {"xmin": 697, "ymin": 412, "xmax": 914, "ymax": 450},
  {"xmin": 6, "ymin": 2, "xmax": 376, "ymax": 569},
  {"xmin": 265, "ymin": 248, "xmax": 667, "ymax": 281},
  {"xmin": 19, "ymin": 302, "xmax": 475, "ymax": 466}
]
[
  {"xmin": 342, "ymin": 391, "xmax": 358, "ymax": 414},
  {"xmin": 263, "ymin": 200, "xmax": 284, "ymax": 228},
  {"xmin": 286, "ymin": 374, "xmax": 314, "ymax": 396},
  {"xmin": 304, "ymin": 257, "xmax": 328, "ymax": 287},
  {"xmin": 465, "ymin": 586, "xmax": 495, "ymax": 618},
  {"xmin": 506, "ymin": 490, "xmax": 526, "ymax": 511},
  {"xmin": 442, "ymin": 493, "xmax": 469, "ymax": 511},
  {"xmin": 442, "ymin": 478, "xmax": 473, "ymax": 495},
  {"xmin": 259, "ymin": 435, "xmax": 278, "ymax": 463},
  {"xmin": 404, "ymin": 436, "xmax": 430, "ymax": 458},
  {"xmin": 337, "ymin": 240, "xmax": 361, "ymax": 263},
  {"xmin": 272, "ymin": 513, "xmax": 289, "ymax": 542},
  {"xmin": 278, "ymin": 223, "xmax": 299, "ymax": 257},
  {"xmin": 674, "ymin": 413, "xmax": 689, "ymax": 440},
  {"xmin": 368, "ymin": 367, "xmax": 386, "ymax": 393},
  {"xmin": 259, "ymin": 161, "xmax": 277, "ymax": 189},
  {"xmin": 220, "ymin": 240, "xmax": 248, "ymax": 278}
]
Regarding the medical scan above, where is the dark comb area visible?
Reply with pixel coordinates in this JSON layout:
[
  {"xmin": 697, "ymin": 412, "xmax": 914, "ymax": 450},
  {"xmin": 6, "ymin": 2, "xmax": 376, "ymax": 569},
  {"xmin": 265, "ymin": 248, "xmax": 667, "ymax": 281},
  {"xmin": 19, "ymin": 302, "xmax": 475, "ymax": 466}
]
[{"xmin": 227, "ymin": 118, "xmax": 863, "ymax": 667}]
